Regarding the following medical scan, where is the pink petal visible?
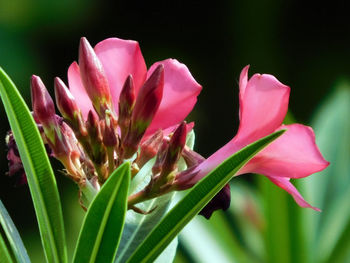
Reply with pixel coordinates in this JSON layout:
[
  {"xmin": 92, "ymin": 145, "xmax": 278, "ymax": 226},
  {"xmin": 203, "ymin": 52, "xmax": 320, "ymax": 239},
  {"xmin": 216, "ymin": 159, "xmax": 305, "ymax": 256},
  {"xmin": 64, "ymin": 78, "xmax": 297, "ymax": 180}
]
[
  {"xmin": 267, "ymin": 176, "xmax": 320, "ymax": 211},
  {"xmin": 236, "ymin": 71, "xmax": 290, "ymax": 145},
  {"xmin": 240, "ymin": 124, "xmax": 330, "ymax": 178},
  {"xmin": 144, "ymin": 59, "xmax": 202, "ymax": 137},
  {"xmin": 68, "ymin": 62, "xmax": 94, "ymax": 118},
  {"xmin": 94, "ymin": 38, "xmax": 147, "ymax": 112}
]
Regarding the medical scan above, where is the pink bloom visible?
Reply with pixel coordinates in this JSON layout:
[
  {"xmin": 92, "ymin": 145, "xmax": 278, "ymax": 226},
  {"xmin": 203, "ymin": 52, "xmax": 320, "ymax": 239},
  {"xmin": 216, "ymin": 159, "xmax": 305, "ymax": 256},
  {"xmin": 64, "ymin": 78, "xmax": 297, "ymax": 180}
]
[
  {"xmin": 67, "ymin": 37, "xmax": 202, "ymax": 139},
  {"xmin": 188, "ymin": 66, "xmax": 329, "ymax": 211}
]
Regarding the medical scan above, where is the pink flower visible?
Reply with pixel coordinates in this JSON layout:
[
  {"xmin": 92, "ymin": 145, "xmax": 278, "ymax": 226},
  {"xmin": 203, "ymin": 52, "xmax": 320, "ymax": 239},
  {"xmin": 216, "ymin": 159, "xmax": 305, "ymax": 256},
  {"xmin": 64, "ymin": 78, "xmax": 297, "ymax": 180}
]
[
  {"xmin": 67, "ymin": 37, "xmax": 202, "ymax": 139},
  {"xmin": 186, "ymin": 66, "xmax": 329, "ymax": 212}
]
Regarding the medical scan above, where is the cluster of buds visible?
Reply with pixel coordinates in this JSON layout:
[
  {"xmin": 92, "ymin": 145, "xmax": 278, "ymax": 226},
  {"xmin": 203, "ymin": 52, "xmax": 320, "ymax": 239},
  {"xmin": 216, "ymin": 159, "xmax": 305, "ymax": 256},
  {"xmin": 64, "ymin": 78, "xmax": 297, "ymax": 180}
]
[{"xmin": 8, "ymin": 37, "xmax": 201, "ymax": 213}]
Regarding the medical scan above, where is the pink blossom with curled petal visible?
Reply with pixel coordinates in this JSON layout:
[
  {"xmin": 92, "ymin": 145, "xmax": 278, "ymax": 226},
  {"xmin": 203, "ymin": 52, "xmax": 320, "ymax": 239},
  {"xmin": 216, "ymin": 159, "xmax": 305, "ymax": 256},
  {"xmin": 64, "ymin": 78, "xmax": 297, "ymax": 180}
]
[
  {"xmin": 67, "ymin": 37, "xmax": 202, "ymax": 139},
  {"xmin": 187, "ymin": 66, "xmax": 329, "ymax": 211}
]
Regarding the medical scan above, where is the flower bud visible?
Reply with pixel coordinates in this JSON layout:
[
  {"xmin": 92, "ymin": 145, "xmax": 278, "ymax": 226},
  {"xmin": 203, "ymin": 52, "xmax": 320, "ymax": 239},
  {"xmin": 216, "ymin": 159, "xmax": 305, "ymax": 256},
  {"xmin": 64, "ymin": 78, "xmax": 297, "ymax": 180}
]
[
  {"xmin": 54, "ymin": 77, "xmax": 87, "ymax": 136},
  {"xmin": 161, "ymin": 122, "xmax": 187, "ymax": 175},
  {"xmin": 102, "ymin": 111, "xmax": 117, "ymax": 147},
  {"xmin": 86, "ymin": 110, "xmax": 106, "ymax": 165},
  {"xmin": 182, "ymin": 147, "xmax": 205, "ymax": 167},
  {"xmin": 137, "ymin": 130, "xmax": 163, "ymax": 167},
  {"xmin": 118, "ymin": 75, "xmax": 136, "ymax": 141},
  {"xmin": 86, "ymin": 111, "xmax": 102, "ymax": 142},
  {"xmin": 31, "ymin": 75, "xmax": 56, "ymax": 127},
  {"xmin": 6, "ymin": 131, "xmax": 26, "ymax": 186},
  {"xmin": 199, "ymin": 184, "xmax": 231, "ymax": 219},
  {"xmin": 79, "ymin": 37, "xmax": 112, "ymax": 117},
  {"xmin": 152, "ymin": 139, "xmax": 168, "ymax": 175},
  {"xmin": 122, "ymin": 65, "xmax": 164, "ymax": 158}
]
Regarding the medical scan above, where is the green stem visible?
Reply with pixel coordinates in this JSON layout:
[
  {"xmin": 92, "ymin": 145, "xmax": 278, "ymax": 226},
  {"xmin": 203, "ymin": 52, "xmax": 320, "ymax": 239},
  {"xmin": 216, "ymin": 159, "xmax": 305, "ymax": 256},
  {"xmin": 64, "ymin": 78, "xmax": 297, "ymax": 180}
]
[{"xmin": 80, "ymin": 179, "xmax": 98, "ymax": 205}]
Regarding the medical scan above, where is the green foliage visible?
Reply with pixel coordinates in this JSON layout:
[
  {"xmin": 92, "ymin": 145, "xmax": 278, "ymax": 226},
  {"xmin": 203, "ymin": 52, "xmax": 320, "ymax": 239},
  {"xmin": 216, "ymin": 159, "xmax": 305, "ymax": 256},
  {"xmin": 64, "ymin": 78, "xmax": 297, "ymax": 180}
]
[
  {"xmin": 73, "ymin": 162, "xmax": 130, "ymax": 263},
  {"xmin": 0, "ymin": 200, "xmax": 30, "ymax": 263},
  {"xmin": 0, "ymin": 232, "xmax": 13, "ymax": 263},
  {"xmin": 302, "ymin": 83, "xmax": 350, "ymax": 263},
  {"xmin": 0, "ymin": 68, "xmax": 67, "ymax": 263}
]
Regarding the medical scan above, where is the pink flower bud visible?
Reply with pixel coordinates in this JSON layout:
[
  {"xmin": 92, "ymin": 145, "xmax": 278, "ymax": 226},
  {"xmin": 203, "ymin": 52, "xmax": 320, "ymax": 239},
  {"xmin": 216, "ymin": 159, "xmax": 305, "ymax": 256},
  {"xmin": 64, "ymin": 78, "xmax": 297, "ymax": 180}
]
[
  {"xmin": 118, "ymin": 75, "xmax": 136, "ymax": 140},
  {"xmin": 102, "ymin": 111, "xmax": 117, "ymax": 147},
  {"xmin": 152, "ymin": 139, "xmax": 168, "ymax": 175},
  {"xmin": 199, "ymin": 184, "xmax": 231, "ymax": 219},
  {"xmin": 79, "ymin": 37, "xmax": 112, "ymax": 116},
  {"xmin": 161, "ymin": 121, "xmax": 187, "ymax": 174},
  {"xmin": 31, "ymin": 75, "xmax": 56, "ymax": 126},
  {"xmin": 86, "ymin": 111, "xmax": 102, "ymax": 142},
  {"xmin": 182, "ymin": 147, "xmax": 205, "ymax": 167},
  {"xmin": 86, "ymin": 110, "xmax": 106, "ymax": 165},
  {"xmin": 122, "ymin": 65, "xmax": 164, "ymax": 158},
  {"xmin": 54, "ymin": 77, "xmax": 87, "ymax": 136},
  {"xmin": 137, "ymin": 130, "xmax": 163, "ymax": 167}
]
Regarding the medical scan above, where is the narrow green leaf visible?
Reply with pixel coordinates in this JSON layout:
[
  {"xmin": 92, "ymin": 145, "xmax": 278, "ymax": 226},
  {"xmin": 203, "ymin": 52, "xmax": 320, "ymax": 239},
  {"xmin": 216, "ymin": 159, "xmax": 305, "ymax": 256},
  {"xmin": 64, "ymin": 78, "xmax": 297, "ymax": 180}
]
[
  {"xmin": 73, "ymin": 162, "xmax": 130, "ymax": 263},
  {"xmin": 116, "ymin": 131, "xmax": 196, "ymax": 263},
  {"xmin": 259, "ymin": 176, "xmax": 291, "ymax": 263},
  {"xmin": 325, "ymin": 216, "xmax": 350, "ymax": 263},
  {"xmin": 0, "ymin": 232, "xmax": 13, "ymax": 263},
  {"xmin": 0, "ymin": 68, "xmax": 67, "ymax": 263},
  {"xmin": 179, "ymin": 212, "xmax": 253, "ymax": 263},
  {"xmin": 127, "ymin": 130, "xmax": 285, "ymax": 263},
  {"xmin": 0, "ymin": 200, "xmax": 30, "ymax": 263},
  {"xmin": 300, "ymin": 84, "xmax": 350, "ymax": 262}
]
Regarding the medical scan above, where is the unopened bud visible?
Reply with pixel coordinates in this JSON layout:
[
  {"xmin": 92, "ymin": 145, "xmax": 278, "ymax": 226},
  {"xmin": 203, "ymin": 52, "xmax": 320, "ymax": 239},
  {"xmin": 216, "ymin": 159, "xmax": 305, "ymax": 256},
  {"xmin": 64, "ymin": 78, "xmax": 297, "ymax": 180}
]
[
  {"xmin": 6, "ymin": 131, "xmax": 26, "ymax": 186},
  {"xmin": 79, "ymin": 37, "xmax": 112, "ymax": 117},
  {"xmin": 54, "ymin": 77, "xmax": 87, "ymax": 136},
  {"xmin": 161, "ymin": 122, "xmax": 187, "ymax": 175},
  {"xmin": 122, "ymin": 65, "xmax": 164, "ymax": 158},
  {"xmin": 118, "ymin": 75, "xmax": 136, "ymax": 141},
  {"xmin": 182, "ymin": 147, "xmax": 205, "ymax": 167},
  {"xmin": 31, "ymin": 75, "xmax": 56, "ymax": 126},
  {"xmin": 102, "ymin": 111, "xmax": 117, "ymax": 147},
  {"xmin": 199, "ymin": 184, "xmax": 231, "ymax": 219},
  {"xmin": 152, "ymin": 139, "xmax": 168, "ymax": 175},
  {"xmin": 137, "ymin": 130, "xmax": 163, "ymax": 167},
  {"xmin": 86, "ymin": 111, "xmax": 102, "ymax": 142},
  {"xmin": 86, "ymin": 111, "xmax": 106, "ymax": 165}
]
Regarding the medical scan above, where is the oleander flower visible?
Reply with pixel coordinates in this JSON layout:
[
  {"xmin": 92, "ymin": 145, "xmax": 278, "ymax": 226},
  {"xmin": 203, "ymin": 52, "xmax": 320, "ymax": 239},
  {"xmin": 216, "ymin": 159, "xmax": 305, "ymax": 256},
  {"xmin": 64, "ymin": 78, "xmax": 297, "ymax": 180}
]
[{"xmin": 176, "ymin": 66, "xmax": 329, "ymax": 218}]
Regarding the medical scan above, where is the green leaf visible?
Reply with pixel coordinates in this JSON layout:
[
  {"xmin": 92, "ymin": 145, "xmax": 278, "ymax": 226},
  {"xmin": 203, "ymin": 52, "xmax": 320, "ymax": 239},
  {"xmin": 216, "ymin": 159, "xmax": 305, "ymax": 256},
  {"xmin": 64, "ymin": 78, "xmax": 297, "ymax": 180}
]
[
  {"xmin": 127, "ymin": 130, "xmax": 285, "ymax": 263},
  {"xmin": 0, "ymin": 68, "xmax": 67, "ymax": 263},
  {"xmin": 259, "ymin": 176, "xmax": 292, "ymax": 263},
  {"xmin": 0, "ymin": 200, "xmax": 30, "ymax": 263},
  {"xmin": 73, "ymin": 162, "xmax": 130, "ymax": 263},
  {"xmin": 325, "ymin": 216, "xmax": 350, "ymax": 263},
  {"xmin": 0, "ymin": 232, "xmax": 13, "ymax": 263},
  {"xmin": 116, "ymin": 131, "xmax": 196, "ymax": 263},
  {"xmin": 179, "ymin": 211, "xmax": 253, "ymax": 263},
  {"xmin": 300, "ymin": 84, "xmax": 350, "ymax": 262}
]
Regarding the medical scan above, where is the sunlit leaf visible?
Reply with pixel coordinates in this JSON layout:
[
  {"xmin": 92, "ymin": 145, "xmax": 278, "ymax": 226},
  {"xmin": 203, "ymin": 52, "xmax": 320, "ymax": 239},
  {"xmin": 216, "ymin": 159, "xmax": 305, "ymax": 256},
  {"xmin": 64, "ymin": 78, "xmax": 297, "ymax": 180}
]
[{"xmin": 73, "ymin": 162, "xmax": 130, "ymax": 263}]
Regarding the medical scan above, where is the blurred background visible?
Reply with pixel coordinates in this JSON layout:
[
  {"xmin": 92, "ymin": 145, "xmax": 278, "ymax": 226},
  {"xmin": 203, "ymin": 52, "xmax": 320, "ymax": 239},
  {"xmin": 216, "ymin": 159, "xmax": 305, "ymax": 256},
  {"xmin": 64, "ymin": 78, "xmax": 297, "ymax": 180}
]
[{"xmin": 0, "ymin": 0, "xmax": 350, "ymax": 262}]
